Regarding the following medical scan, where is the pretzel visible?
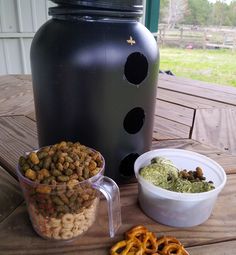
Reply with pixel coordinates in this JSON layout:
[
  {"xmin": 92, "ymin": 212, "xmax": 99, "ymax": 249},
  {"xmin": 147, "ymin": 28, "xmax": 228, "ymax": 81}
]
[
  {"xmin": 110, "ymin": 226, "xmax": 189, "ymax": 255},
  {"xmin": 110, "ymin": 239, "xmax": 144, "ymax": 255},
  {"xmin": 156, "ymin": 236, "xmax": 181, "ymax": 252},
  {"xmin": 162, "ymin": 243, "xmax": 189, "ymax": 255},
  {"xmin": 125, "ymin": 225, "xmax": 148, "ymax": 240},
  {"xmin": 125, "ymin": 225, "xmax": 157, "ymax": 254},
  {"xmin": 141, "ymin": 231, "xmax": 158, "ymax": 254}
]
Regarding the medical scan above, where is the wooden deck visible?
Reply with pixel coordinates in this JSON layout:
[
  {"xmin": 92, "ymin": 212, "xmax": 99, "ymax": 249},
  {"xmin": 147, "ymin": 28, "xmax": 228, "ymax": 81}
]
[{"xmin": 0, "ymin": 74, "xmax": 236, "ymax": 254}]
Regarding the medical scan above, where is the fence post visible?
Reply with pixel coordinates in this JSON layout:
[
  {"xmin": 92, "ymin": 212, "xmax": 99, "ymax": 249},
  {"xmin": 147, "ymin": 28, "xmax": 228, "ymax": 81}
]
[
  {"xmin": 180, "ymin": 27, "xmax": 183, "ymax": 48},
  {"xmin": 203, "ymin": 29, "xmax": 207, "ymax": 50},
  {"xmin": 232, "ymin": 35, "xmax": 236, "ymax": 52},
  {"xmin": 162, "ymin": 26, "xmax": 166, "ymax": 46},
  {"xmin": 159, "ymin": 28, "xmax": 163, "ymax": 46}
]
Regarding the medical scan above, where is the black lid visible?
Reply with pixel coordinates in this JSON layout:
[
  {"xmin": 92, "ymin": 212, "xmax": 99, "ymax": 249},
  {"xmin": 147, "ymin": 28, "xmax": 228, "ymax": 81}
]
[
  {"xmin": 51, "ymin": 0, "xmax": 143, "ymax": 12},
  {"xmin": 49, "ymin": 0, "xmax": 143, "ymax": 18}
]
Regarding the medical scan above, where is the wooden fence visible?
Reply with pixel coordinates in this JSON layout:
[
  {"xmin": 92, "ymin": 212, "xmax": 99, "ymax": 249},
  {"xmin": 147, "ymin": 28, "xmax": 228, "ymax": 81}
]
[{"xmin": 157, "ymin": 25, "xmax": 236, "ymax": 50}]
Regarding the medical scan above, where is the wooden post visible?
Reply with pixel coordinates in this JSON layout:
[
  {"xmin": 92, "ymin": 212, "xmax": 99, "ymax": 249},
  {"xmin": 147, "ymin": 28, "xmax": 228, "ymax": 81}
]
[
  {"xmin": 159, "ymin": 26, "xmax": 166, "ymax": 47},
  {"xmin": 180, "ymin": 27, "xmax": 183, "ymax": 48},
  {"xmin": 159, "ymin": 29, "xmax": 163, "ymax": 47},
  {"xmin": 203, "ymin": 29, "xmax": 207, "ymax": 50},
  {"xmin": 223, "ymin": 32, "xmax": 226, "ymax": 47},
  {"xmin": 232, "ymin": 35, "xmax": 236, "ymax": 52},
  {"xmin": 162, "ymin": 26, "xmax": 166, "ymax": 47}
]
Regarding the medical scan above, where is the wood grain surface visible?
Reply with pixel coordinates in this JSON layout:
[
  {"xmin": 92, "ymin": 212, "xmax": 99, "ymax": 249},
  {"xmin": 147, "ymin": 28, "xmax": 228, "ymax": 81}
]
[
  {"xmin": 0, "ymin": 75, "xmax": 33, "ymax": 116},
  {"xmin": 187, "ymin": 240, "xmax": 236, "ymax": 255},
  {"xmin": 0, "ymin": 116, "xmax": 38, "ymax": 177},
  {"xmin": 160, "ymin": 73, "xmax": 236, "ymax": 95},
  {"xmin": 0, "ymin": 176, "xmax": 235, "ymax": 255},
  {"xmin": 157, "ymin": 88, "xmax": 233, "ymax": 109},
  {"xmin": 0, "ymin": 166, "xmax": 22, "ymax": 223},
  {"xmin": 1, "ymin": 74, "xmax": 236, "ymax": 254},
  {"xmin": 26, "ymin": 111, "xmax": 36, "ymax": 122},
  {"xmin": 159, "ymin": 75, "xmax": 236, "ymax": 106},
  {"xmin": 155, "ymin": 99, "xmax": 194, "ymax": 126},
  {"xmin": 152, "ymin": 139, "xmax": 236, "ymax": 174},
  {"xmin": 153, "ymin": 116, "xmax": 191, "ymax": 140},
  {"xmin": 192, "ymin": 108, "xmax": 236, "ymax": 154}
]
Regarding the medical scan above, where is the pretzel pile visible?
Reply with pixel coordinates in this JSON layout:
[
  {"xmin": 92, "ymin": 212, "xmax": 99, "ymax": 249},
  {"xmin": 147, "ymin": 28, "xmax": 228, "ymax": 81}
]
[{"xmin": 110, "ymin": 225, "xmax": 189, "ymax": 255}]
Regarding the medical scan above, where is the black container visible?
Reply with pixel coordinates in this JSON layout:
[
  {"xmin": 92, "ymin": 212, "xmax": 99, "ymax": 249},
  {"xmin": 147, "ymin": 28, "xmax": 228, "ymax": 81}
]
[{"xmin": 30, "ymin": 0, "xmax": 159, "ymax": 182}]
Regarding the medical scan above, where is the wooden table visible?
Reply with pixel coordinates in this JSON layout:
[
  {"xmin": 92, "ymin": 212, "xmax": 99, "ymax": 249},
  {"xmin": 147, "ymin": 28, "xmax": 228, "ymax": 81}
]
[{"xmin": 0, "ymin": 74, "xmax": 236, "ymax": 255}]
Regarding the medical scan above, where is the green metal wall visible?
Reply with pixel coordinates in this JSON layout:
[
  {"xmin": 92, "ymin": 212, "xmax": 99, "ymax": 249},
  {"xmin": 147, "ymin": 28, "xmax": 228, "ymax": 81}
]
[{"xmin": 145, "ymin": 0, "xmax": 160, "ymax": 33}]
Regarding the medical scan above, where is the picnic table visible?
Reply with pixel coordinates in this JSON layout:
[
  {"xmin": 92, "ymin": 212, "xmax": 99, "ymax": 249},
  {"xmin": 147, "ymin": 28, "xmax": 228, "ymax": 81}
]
[{"xmin": 0, "ymin": 74, "xmax": 236, "ymax": 255}]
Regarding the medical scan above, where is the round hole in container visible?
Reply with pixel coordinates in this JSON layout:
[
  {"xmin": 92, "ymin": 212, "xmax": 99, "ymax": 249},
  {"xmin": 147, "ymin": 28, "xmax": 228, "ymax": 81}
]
[
  {"xmin": 124, "ymin": 107, "xmax": 145, "ymax": 134},
  {"xmin": 124, "ymin": 52, "xmax": 148, "ymax": 85},
  {"xmin": 119, "ymin": 153, "xmax": 140, "ymax": 177}
]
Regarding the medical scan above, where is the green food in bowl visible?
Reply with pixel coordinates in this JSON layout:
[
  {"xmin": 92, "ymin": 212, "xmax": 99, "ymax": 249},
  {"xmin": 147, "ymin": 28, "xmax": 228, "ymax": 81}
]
[{"xmin": 139, "ymin": 157, "xmax": 215, "ymax": 193}]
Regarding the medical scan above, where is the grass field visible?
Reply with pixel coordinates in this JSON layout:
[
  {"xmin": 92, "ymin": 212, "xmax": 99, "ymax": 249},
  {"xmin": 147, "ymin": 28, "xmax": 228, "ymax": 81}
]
[{"xmin": 159, "ymin": 48, "xmax": 236, "ymax": 87}]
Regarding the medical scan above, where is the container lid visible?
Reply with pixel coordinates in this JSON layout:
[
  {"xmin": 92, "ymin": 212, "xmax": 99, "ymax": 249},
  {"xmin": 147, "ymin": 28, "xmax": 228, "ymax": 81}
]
[{"xmin": 51, "ymin": 0, "xmax": 143, "ymax": 12}]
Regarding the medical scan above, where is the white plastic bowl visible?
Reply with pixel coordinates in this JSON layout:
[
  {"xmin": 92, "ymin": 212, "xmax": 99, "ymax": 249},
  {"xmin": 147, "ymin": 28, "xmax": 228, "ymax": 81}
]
[{"xmin": 134, "ymin": 149, "xmax": 227, "ymax": 227}]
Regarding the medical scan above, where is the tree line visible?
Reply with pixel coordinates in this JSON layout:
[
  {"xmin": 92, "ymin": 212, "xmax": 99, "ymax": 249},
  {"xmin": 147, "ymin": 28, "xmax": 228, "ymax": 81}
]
[{"xmin": 160, "ymin": 0, "xmax": 236, "ymax": 28}]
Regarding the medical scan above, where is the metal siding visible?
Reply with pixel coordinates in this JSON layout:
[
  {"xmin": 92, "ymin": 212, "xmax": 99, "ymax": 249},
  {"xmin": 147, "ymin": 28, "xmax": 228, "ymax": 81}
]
[
  {"xmin": 145, "ymin": 0, "xmax": 160, "ymax": 33},
  {"xmin": 0, "ymin": 40, "xmax": 7, "ymax": 73},
  {"xmin": 0, "ymin": 0, "xmax": 54, "ymax": 74},
  {"xmin": 4, "ymin": 38, "xmax": 23, "ymax": 73},
  {"xmin": 0, "ymin": 0, "xmax": 18, "ymax": 32},
  {"xmin": 18, "ymin": 0, "xmax": 34, "ymax": 32},
  {"xmin": 23, "ymin": 38, "xmax": 33, "ymax": 73},
  {"xmin": 35, "ymin": 0, "xmax": 48, "ymax": 29}
]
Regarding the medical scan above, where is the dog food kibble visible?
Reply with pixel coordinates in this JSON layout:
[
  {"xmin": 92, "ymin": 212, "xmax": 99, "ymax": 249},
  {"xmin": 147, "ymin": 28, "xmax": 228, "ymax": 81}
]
[
  {"xmin": 19, "ymin": 141, "xmax": 103, "ymax": 184},
  {"xmin": 18, "ymin": 141, "xmax": 104, "ymax": 240}
]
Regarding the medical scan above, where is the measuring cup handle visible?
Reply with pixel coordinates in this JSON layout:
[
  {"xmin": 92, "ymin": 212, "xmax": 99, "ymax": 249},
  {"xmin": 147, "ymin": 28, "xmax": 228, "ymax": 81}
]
[{"xmin": 92, "ymin": 176, "xmax": 122, "ymax": 238}]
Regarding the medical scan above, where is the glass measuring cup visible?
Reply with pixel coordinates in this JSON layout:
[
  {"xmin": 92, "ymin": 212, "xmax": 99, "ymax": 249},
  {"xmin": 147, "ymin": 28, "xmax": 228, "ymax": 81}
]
[{"xmin": 16, "ymin": 148, "xmax": 121, "ymax": 241}]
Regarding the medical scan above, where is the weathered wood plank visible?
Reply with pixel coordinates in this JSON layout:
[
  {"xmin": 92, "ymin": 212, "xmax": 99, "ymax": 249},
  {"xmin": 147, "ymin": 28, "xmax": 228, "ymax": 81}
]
[
  {"xmin": 0, "ymin": 116, "xmax": 38, "ymax": 177},
  {"xmin": 0, "ymin": 75, "xmax": 31, "ymax": 86},
  {"xmin": 160, "ymin": 73, "xmax": 236, "ymax": 95},
  {"xmin": 187, "ymin": 240, "xmax": 236, "ymax": 255},
  {"xmin": 192, "ymin": 108, "xmax": 236, "ymax": 155},
  {"xmin": 159, "ymin": 75, "xmax": 236, "ymax": 106},
  {"xmin": 0, "ymin": 166, "xmax": 22, "ymax": 223},
  {"xmin": 157, "ymin": 88, "xmax": 231, "ymax": 109},
  {"xmin": 0, "ymin": 75, "xmax": 34, "ymax": 116},
  {"xmin": 0, "ymin": 74, "xmax": 235, "ymax": 254},
  {"xmin": 12, "ymin": 75, "xmax": 32, "ymax": 82},
  {"xmin": 153, "ymin": 116, "xmax": 191, "ymax": 140},
  {"xmin": 155, "ymin": 99, "xmax": 194, "ymax": 126},
  {"xmin": 0, "ymin": 175, "xmax": 235, "ymax": 254},
  {"xmin": 206, "ymin": 154, "xmax": 236, "ymax": 174},
  {"xmin": 26, "ymin": 111, "xmax": 36, "ymax": 122},
  {"xmin": 151, "ymin": 139, "xmax": 236, "ymax": 174}
]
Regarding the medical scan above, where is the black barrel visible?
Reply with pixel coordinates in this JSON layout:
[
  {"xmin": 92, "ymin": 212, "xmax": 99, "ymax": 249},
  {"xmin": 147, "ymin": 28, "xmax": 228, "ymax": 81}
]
[{"xmin": 30, "ymin": 0, "xmax": 159, "ymax": 182}]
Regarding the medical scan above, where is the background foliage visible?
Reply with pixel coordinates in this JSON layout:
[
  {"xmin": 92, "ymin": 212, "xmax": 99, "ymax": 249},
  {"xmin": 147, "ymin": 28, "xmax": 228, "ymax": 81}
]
[{"xmin": 160, "ymin": 0, "xmax": 236, "ymax": 27}]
